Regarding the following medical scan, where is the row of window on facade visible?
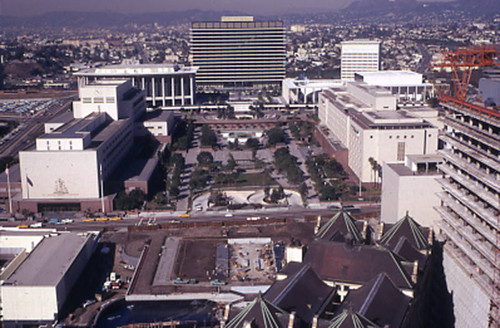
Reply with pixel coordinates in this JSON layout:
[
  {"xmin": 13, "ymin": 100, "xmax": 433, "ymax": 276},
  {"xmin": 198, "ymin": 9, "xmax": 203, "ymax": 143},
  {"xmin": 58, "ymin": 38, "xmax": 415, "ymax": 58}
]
[{"xmin": 82, "ymin": 97, "xmax": 115, "ymax": 104}]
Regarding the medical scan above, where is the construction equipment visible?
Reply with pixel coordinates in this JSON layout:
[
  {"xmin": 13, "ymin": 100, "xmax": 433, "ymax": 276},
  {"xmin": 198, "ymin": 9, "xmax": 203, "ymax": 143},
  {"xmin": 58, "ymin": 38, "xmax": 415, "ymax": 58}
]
[{"xmin": 429, "ymin": 46, "xmax": 499, "ymax": 103}]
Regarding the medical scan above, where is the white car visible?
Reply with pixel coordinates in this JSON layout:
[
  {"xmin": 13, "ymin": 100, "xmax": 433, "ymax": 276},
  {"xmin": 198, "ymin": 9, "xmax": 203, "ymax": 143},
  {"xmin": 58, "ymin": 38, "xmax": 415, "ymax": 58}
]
[
  {"xmin": 224, "ymin": 213, "xmax": 233, "ymax": 217},
  {"xmin": 62, "ymin": 218, "xmax": 74, "ymax": 223}
]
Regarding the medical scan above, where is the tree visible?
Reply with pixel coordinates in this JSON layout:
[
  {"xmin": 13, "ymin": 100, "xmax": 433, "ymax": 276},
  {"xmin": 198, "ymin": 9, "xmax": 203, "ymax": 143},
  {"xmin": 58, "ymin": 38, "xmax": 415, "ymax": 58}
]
[
  {"xmin": 114, "ymin": 188, "xmax": 146, "ymax": 210},
  {"xmin": 299, "ymin": 182, "xmax": 308, "ymax": 199},
  {"xmin": 190, "ymin": 169, "xmax": 210, "ymax": 190},
  {"xmin": 197, "ymin": 151, "xmax": 214, "ymax": 167},
  {"xmin": 267, "ymin": 127, "xmax": 287, "ymax": 146},
  {"xmin": 246, "ymin": 138, "xmax": 260, "ymax": 151},
  {"xmin": 368, "ymin": 157, "xmax": 379, "ymax": 186},
  {"xmin": 200, "ymin": 125, "xmax": 217, "ymax": 147},
  {"xmin": 226, "ymin": 153, "xmax": 236, "ymax": 171}
]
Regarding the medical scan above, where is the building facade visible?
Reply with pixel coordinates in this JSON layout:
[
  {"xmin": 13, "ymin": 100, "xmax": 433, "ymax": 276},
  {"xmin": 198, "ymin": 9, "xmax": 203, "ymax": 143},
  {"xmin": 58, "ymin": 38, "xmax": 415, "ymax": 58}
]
[
  {"xmin": 341, "ymin": 40, "xmax": 381, "ymax": 81},
  {"xmin": 75, "ymin": 64, "xmax": 197, "ymax": 108},
  {"xmin": 190, "ymin": 16, "xmax": 285, "ymax": 90},
  {"xmin": 1, "ymin": 232, "xmax": 98, "ymax": 328},
  {"xmin": 318, "ymin": 82, "xmax": 439, "ymax": 182},
  {"xmin": 434, "ymin": 100, "xmax": 499, "ymax": 327},
  {"xmin": 16, "ymin": 80, "xmax": 145, "ymax": 213},
  {"xmin": 381, "ymin": 154, "xmax": 443, "ymax": 230}
]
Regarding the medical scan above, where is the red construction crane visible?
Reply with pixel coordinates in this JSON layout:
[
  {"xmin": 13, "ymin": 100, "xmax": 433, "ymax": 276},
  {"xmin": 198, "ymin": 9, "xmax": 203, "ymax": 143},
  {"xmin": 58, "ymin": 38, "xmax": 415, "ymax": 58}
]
[{"xmin": 429, "ymin": 45, "xmax": 499, "ymax": 103}]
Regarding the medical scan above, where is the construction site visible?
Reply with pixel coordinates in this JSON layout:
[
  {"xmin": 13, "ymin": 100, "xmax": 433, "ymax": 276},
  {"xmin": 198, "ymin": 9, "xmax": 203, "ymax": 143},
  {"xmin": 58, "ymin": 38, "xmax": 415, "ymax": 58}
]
[{"xmin": 430, "ymin": 46, "xmax": 500, "ymax": 328}]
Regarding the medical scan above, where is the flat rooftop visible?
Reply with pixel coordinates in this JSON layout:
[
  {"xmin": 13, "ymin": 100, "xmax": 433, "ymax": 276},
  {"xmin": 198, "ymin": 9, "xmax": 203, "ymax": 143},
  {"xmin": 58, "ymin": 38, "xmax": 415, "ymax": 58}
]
[
  {"xmin": 322, "ymin": 89, "xmax": 433, "ymax": 130},
  {"xmin": 76, "ymin": 64, "xmax": 198, "ymax": 76},
  {"xmin": 47, "ymin": 110, "xmax": 74, "ymax": 125},
  {"xmin": 358, "ymin": 71, "xmax": 432, "ymax": 87},
  {"xmin": 406, "ymin": 154, "xmax": 443, "ymax": 163},
  {"xmin": 3, "ymin": 233, "xmax": 93, "ymax": 286},
  {"xmin": 143, "ymin": 109, "xmax": 174, "ymax": 123},
  {"xmin": 39, "ymin": 112, "xmax": 103, "ymax": 140}
]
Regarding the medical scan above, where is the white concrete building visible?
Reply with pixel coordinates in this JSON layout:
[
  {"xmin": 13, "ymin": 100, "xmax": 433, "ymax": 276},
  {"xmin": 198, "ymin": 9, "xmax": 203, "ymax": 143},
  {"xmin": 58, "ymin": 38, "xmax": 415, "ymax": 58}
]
[
  {"xmin": 318, "ymin": 82, "xmax": 439, "ymax": 182},
  {"xmin": 341, "ymin": 40, "xmax": 381, "ymax": 81},
  {"xmin": 381, "ymin": 154, "xmax": 443, "ymax": 230},
  {"xmin": 1, "ymin": 232, "xmax": 98, "ymax": 328},
  {"xmin": 355, "ymin": 71, "xmax": 434, "ymax": 105},
  {"xmin": 75, "ymin": 64, "xmax": 197, "ymax": 108},
  {"xmin": 16, "ymin": 80, "xmax": 145, "ymax": 213},
  {"xmin": 282, "ymin": 78, "xmax": 343, "ymax": 105}
]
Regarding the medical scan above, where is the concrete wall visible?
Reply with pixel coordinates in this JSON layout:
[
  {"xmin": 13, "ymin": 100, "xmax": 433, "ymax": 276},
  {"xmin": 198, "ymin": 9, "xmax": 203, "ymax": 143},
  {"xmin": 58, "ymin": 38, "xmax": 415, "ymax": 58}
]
[
  {"xmin": 1, "ymin": 234, "xmax": 97, "ymax": 323},
  {"xmin": 1, "ymin": 286, "xmax": 58, "ymax": 321},
  {"xmin": 443, "ymin": 251, "xmax": 490, "ymax": 328},
  {"xmin": 348, "ymin": 122, "xmax": 438, "ymax": 182},
  {"xmin": 20, "ymin": 150, "xmax": 99, "ymax": 199},
  {"xmin": 381, "ymin": 163, "xmax": 441, "ymax": 229},
  {"xmin": 0, "ymin": 234, "xmax": 44, "ymax": 252}
]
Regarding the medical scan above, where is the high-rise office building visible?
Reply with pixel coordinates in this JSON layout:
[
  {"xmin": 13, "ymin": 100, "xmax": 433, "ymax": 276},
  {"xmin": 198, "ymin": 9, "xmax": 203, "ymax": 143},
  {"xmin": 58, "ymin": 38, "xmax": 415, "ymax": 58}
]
[
  {"xmin": 341, "ymin": 40, "xmax": 381, "ymax": 81},
  {"xmin": 435, "ymin": 100, "xmax": 499, "ymax": 327},
  {"xmin": 190, "ymin": 16, "xmax": 285, "ymax": 90}
]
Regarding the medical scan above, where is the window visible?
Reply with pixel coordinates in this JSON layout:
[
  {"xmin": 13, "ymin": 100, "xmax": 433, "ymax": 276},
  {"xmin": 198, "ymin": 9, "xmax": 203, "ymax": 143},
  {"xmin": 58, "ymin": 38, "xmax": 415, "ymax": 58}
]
[
  {"xmin": 82, "ymin": 97, "xmax": 92, "ymax": 103},
  {"xmin": 93, "ymin": 97, "xmax": 104, "ymax": 103},
  {"xmin": 106, "ymin": 97, "xmax": 115, "ymax": 103},
  {"xmin": 397, "ymin": 142, "xmax": 405, "ymax": 161}
]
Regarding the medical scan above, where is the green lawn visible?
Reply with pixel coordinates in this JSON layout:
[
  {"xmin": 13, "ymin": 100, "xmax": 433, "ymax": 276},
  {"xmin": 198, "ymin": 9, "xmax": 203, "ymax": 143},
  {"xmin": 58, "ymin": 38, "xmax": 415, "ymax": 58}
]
[{"xmin": 214, "ymin": 172, "xmax": 277, "ymax": 188}]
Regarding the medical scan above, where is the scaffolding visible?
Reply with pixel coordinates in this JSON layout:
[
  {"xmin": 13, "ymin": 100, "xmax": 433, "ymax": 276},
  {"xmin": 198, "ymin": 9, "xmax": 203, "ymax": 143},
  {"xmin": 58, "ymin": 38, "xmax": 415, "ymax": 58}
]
[{"xmin": 430, "ymin": 46, "xmax": 500, "ymax": 327}]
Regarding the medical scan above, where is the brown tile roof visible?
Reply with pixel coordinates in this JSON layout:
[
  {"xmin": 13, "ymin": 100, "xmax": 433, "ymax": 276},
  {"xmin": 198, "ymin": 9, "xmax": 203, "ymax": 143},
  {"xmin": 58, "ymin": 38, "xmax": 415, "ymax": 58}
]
[
  {"xmin": 323, "ymin": 308, "xmax": 380, "ymax": 328},
  {"xmin": 303, "ymin": 241, "xmax": 413, "ymax": 290},
  {"xmin": 315, "ymin": 211, "xmax": 364, "ymax": 244},
  {"xmin": 265, "ymin": 263, "xmax": 335, "ymax": 324},
  {"xmin": 379, "ymin": 214, "xmax": 430, "ymax": 251},
  {"xmin": 338, "ymin": 273, "xmax": 410, "ymax": 328},
  {"xmin": 225, "ymin": 294, "xmax": 295, "ymax": 328},
  {"xmin": 392, "ymin": 236, "xmax": 428, "ymax": 265}
]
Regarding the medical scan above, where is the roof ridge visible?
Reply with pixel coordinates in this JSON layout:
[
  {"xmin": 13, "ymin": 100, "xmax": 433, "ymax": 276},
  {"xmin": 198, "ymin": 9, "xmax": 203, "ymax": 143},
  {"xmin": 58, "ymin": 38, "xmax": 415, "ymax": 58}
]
[
  {"xmin": 388, "ymin": 250, "xmax": 413, "ymax": 289},
  {"xmin": 358, "ymin": 273, "xmax": 386, "ymax": 315}
]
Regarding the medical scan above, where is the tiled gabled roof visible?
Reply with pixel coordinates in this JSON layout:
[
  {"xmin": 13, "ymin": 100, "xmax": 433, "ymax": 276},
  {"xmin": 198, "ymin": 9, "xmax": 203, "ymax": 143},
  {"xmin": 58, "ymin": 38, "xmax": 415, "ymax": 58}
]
[
  {"xmin": 379, "ymin": 213, "xmax": 429, "ymax": 250},
  {"xmin": 315, "ymin": 211, "xmax": 363, "ymax": 243},
  {"xmin": 304, "ymin": 241, "xmax": 413, "ymax": 291},
  {"xmin": 338, "ymin": 273, "xmax": 410, "ymax": 328},
  {"xmin": 265, "ymin": 263, "xmax": 334, "ymax": 324},
  {"xmin": 392, "ymin": 236, "xmax": 428, "ymax": 264},
  {"xmin": 225, "ymin": 294, "xmax": 291, "ymax": 328},
  {"xmin": 327, "ymin": 309, "xmax": 379, "ymax": 328}
]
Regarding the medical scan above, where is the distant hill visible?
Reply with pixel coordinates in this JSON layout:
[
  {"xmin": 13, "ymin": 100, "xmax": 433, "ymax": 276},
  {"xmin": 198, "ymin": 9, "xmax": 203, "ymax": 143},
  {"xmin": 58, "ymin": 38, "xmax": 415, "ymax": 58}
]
[
  {"xmin": 0, "ymin": 0, "xmax": 496, "ymax": 31},
  {"xmin": 343, "ymin": 0, "xmax": 498, "ymax": 18},
  {"xmin": 0, "ymin": 10, "xmax": 246, "ymax": 30}
]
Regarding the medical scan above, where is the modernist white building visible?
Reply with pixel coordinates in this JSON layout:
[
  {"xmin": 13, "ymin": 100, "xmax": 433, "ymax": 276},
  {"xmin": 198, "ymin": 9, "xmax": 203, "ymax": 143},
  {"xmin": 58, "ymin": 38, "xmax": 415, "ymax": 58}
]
[
  {"xmin": 341, "ymin": 40, "xmax": 381, "ymax": 81},
  {"xmin": 355, "ymin": 71, "xmax": 434, "ymax": 105},
  {"xmin": 282, "ymin": 78, "xmax": 343, "ymax": 105},
  {"xmin": 191, "ymin": 16, "xmax": 285, "ymax": 90},
  {"xmin": 1, "ymin": 232, "xmax": 98, "ymax": 328},
  {"xmin": 75, "ymin": 64, "xmax": 198, "ymax": 108},
  {"xmin": 381, "ymin": 154, "xmax": 443, "ymax": 230},
  {"xmin": 16, "ymin": 80, "xmax": 145, "ymax": 213},
  {"xmin": 318, "ymin": 82, "xmax": 439, "ymax": 183}
]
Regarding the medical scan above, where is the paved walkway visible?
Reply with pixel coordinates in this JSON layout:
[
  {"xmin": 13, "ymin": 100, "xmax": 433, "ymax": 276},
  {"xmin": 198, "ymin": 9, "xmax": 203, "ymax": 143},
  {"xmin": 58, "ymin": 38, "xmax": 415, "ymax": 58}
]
[
  {"xmin": 176, "ymin": 132, "xmax": 201, "ymax": 212},
  {"xmin": 152, "ymin": 237, "xmax": 181, "ymax": 286},
  {"xmin": 286, "ymin": 130, "xmax": 320, "ymax": 205}
]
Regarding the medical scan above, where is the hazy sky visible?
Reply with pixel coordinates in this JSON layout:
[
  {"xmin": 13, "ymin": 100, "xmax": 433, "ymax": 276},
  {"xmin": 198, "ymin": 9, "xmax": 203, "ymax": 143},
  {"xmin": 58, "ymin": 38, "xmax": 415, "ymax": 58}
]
[{"xmin": 1, "ymin": 0, "xmax": 353, "ymax": 16}]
